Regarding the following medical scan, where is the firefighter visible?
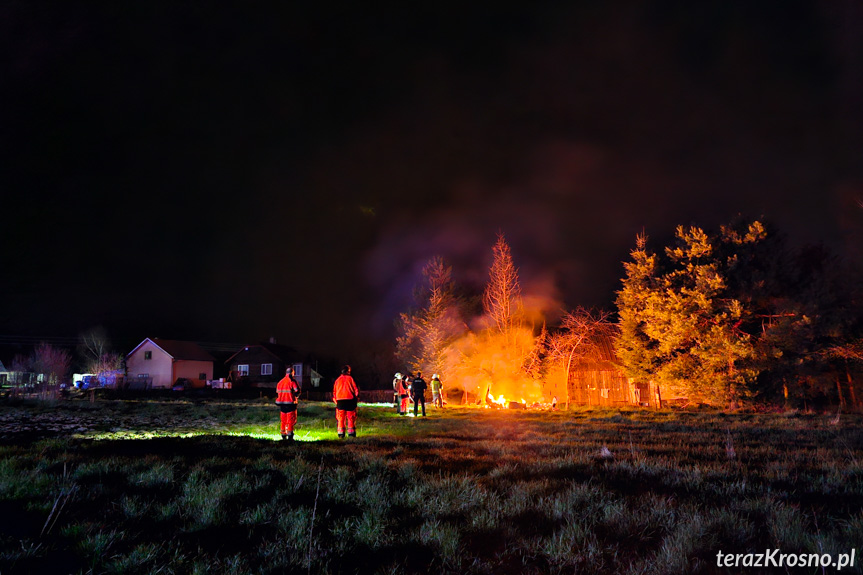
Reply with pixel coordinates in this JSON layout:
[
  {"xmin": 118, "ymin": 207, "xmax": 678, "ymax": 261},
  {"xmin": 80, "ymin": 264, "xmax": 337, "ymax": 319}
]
[
  {"xmin": 396, "ymin": 373, "xmax": 410, "ymax": 415},
  {"xmin": 276, "ymin": 367, "xmax": 301, "ymax": 441},
  {"xmin": 393, "ymin": 372, "xmax": 402, "ymax": 410},
  {"xmin": 430, "ymin": 373, "xmax": 443, "ymax": 408},
  {"xmin": 412, "ymin": 371, "xmax": 427, "ymax": 417},
  {"xmin": 333, "ymin": 365, "xmax": 360, "ymax": 438}
]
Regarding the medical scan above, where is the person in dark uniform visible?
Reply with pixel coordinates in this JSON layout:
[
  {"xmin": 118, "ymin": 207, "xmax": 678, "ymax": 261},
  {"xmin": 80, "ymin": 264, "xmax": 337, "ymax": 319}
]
[{"xmin": 411, "ymin": 371, "xmax": 427, "ymax": 417}]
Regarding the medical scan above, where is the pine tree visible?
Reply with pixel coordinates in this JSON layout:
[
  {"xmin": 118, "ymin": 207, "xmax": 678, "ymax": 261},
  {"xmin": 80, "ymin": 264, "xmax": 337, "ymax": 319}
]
[
  {"xmin": 615, "ymin": 233, "xmax": 659, "ymax": 384},
  {"xmin": 395, "ymin": 256, "xmax": 462, "ymax": 374},
  {"xmin": 616, "ymin": 223, "xmax": 768, "ymax": 406}
]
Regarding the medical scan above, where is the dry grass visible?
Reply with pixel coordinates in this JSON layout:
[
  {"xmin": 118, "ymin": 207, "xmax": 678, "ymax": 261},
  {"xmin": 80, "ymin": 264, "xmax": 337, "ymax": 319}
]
[{"xmin": 0, "ymin": 398, "xmax": 861, "ymax": 574}]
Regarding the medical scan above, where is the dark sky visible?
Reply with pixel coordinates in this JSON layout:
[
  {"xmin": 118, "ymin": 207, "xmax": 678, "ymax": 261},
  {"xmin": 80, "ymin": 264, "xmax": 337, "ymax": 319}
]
[{"xmin": 3, "ymin": 2, "xmax": 863, "ymax": 359}]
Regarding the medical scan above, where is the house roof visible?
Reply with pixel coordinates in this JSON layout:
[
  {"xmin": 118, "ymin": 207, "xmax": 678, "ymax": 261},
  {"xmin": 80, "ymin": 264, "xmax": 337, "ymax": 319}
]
[
  {"xmin": 224, "ymin": 342, "xmax": 305, "ymax": 365},
  {"xmin": 570, "ymin": 328, "xmax": 622, "ymax": 369},
  {"xmin": 127, "ymin": 338, "xmax": 215, "ymax": 362}
]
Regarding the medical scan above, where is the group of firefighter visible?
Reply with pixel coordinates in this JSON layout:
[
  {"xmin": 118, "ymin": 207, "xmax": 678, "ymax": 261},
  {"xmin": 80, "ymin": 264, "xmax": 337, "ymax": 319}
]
[
  {"xmin": 273, "ymin": 365, "xmax": 445, "ymax": 441},
  {"xmin": 392, "ymin": 371, "xmax": 444, "ymax": 417}
]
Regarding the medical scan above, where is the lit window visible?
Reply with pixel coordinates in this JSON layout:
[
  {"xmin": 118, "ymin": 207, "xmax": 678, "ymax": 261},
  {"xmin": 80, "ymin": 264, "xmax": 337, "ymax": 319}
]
[
  {"xmin": 238, "ymin": 364, "xmax": 249, "ymax": 376},
  {"xmin": 138, "ymin": 373, "xmax": 148, "ymax": 378},
  {"xmin": 144, "ymin": 351, "xmax": 152, "ymax": 360},
  {"xmin": 293, "ymin": 363, "xmax": 303, "ymax": 377},
  {"xmin": 261, "ymin": 363, "xmax": 272, "ymax": 376}
]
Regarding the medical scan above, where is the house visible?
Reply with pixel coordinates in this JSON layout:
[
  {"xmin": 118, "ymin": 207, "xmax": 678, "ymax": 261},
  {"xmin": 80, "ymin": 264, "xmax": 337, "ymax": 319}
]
[
  {"xmin": 126, "ymin": 338, "xmax": 215, "ymax": 389},
  {"xmin": 225, "ymin": 342, "xmax": 323, "ymax": 389}
]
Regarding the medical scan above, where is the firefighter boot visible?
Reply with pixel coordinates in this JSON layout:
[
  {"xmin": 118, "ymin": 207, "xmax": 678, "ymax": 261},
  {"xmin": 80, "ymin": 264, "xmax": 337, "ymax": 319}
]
[
  {"xmin": 286, "ymin": 433, "xmax": 294, "ymax": 442},
  {"xmin": 281, "ymin": 433, "xmax": 288, "ymax": 441},
  {"xmin": 348, "ymin": 432, "xmax": 356, "ymax": 438},
  {"xmin": 338, "ymin": 433, "xmax": 345, "ymax": 439}
]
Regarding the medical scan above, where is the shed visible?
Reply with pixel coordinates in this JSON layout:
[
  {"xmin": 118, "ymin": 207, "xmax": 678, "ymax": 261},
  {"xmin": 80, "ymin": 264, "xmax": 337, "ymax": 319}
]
[{"xmin": 566, "ymin": 331, "xmax": 660, "ymax": 408}]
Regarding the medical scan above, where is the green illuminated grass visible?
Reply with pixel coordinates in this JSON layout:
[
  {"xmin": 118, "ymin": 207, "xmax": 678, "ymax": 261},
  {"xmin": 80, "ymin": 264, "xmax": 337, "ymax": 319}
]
[{"xmin": 0, "ymin": 398, "xmax": 862, "ymax": 574}]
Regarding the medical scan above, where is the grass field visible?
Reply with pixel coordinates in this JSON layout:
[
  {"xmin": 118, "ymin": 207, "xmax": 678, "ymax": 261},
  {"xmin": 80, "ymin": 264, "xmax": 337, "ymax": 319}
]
[{"xmin": 1, "ymin": 397, "xmax": 861, "ymax": 574}]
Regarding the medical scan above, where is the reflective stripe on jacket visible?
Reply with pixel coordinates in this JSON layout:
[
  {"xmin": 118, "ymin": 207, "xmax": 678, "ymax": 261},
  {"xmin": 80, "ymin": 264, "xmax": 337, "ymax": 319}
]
[
  {"xmin": 333, "ymin": 374, "xmax": 359, "ymax": 402},
  {"xmin": 276, "ymin": 375, "xmax": 300, "ymax": 404}
]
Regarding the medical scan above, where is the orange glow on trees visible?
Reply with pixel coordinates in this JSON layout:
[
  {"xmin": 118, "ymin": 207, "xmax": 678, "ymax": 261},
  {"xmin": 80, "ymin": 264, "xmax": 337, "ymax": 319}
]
[{"xmin": 395, "ymin": 234, "xmax": 550, "ymax": 405}]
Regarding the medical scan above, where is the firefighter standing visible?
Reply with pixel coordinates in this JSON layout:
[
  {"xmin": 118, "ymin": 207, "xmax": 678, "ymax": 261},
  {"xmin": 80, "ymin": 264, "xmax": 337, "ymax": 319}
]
[
  {"xmin": 430, "ymin": 373, "xmax": 443, "ymax": 408},
  {"xmin": 412, "ymin": 371, "xmax": 427, "ymax": 417},
  {"xmin": 276, "ymin": 367, "xmax": 301, "ymax": 441},
  {"xmin": 392, "ymin": 372, "xmax": 403, "ymax": 410},
  {"xmin": 396, "ymin": 373, "xmax": 410, "ymax": 415},
  {"xmin": 333, "ymin": 365, "xmax": 360, "ymax": 438}
]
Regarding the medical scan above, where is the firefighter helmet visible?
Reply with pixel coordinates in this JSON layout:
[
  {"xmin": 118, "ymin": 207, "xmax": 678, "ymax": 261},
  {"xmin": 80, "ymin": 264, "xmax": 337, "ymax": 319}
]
[
  {"xmin": 395, "ymin": 372, "xmax": 403, "ymax": 379},
  {"xmin": 432, "ymin": 374, "xmax": 439, "ymax": 379}
]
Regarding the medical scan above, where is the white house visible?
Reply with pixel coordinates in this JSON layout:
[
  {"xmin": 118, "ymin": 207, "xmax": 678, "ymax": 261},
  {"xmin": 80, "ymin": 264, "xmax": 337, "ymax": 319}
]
[{"xmin": 126, "ymin": 338, "xmax": 214, "ymax": 389}]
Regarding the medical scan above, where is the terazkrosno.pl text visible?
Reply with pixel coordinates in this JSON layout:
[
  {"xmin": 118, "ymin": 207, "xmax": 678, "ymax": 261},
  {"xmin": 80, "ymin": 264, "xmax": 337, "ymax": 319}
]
[{"xmin": 716, "ymin": 549, "xmax": 856, "ymax": 570}]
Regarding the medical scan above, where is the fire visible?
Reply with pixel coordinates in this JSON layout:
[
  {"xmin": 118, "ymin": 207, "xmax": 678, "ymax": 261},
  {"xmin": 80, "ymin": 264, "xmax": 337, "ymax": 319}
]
[
  {"xmin": 484, "ymin": 392, "xmax": 537, "ymax": 409},
  {"xmin": 487, "ymin": 394, "xmax": 508, "ymax": 407}
]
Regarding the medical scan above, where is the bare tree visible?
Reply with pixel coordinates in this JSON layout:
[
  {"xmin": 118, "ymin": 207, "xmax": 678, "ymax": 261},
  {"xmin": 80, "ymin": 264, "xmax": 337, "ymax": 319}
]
[
  {"xmin": 79, "ymin": 327, "xmax": 122, "ymax": 373},
  {"xmin": 32, "ymin": 342, "xmax": 71, "ymax": 384},
  {"xmin": 483, "ymin": 233, "xmax": 523, "ymax": 335},
  {"xmin": 31, "ymin": 342, "xmax": 71, "ymax": 398},
  {"xmin": 546, "ymin": 308, "xmax": 616, "ymax": 406}
]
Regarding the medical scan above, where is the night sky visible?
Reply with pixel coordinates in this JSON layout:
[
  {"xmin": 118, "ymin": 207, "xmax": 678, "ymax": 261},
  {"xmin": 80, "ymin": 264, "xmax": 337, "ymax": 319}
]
[{"xmin": 3, "ymin": 2, "xmax": 863, "ymax": 360}]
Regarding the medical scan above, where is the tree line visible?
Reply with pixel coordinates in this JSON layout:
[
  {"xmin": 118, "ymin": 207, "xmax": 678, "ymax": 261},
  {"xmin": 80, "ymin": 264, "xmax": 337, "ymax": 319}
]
[{"xmin": 396, "ymin": 220, "xmax": 863, "ymax": 409}]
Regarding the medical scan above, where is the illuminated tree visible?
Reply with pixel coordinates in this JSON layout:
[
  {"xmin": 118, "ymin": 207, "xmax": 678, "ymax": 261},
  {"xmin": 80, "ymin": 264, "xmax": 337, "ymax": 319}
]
[
  {"xmin": 548, "ymin": 308, "xmax": 616, "ymax": 368},
  {"xmin": 613, "ymin": 233, "xmax": 658, "ymax": 385},
  {"xmin": 79, "ymin": 327, "xmax": 124, "ymax": 376},
  {"xmin": 452, "ymin": 234, "xmax": 544, "ymax": 403},
  {"xmin": 616, "ymin": 218, "xmax": 863, "ymax": 408},
  {"xmin": 417, "ymin": 257, "xmax": 462, "ymax": 375},
  {"xmin": 483, "ymin": 233, "xmax": 523, "ymax": 336},
  {"xmin": 616, "ymin": 223, "xmax": 766, "ymax": 406},
  {"xmin": 395, "ymin": 256, "xmax": 463, "ymax": 375}
]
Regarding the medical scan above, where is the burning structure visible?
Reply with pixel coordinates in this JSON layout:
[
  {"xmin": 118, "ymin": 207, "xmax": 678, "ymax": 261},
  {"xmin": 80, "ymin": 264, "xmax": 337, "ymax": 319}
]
[
  {"xmin": 565, "ymin": 330, "xmax": 660, "ymax": 408},
  {"xmin": 396, "ymin": 237, "xmax": 661, "ymax": 410}
]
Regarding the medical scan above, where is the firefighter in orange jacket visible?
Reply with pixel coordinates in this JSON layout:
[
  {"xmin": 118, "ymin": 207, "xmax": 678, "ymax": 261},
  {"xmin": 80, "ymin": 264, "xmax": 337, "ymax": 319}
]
[
  {"xmin": 276, "ymin": 367, "xmax": 301, "ymax": 441},
  {"xmin": 333, "ymin": 365, "xmax": 359, "ymax": 438},
  {"xmin": 395, "ymin": 373, "xmax": 410, "ymax": 415}
]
